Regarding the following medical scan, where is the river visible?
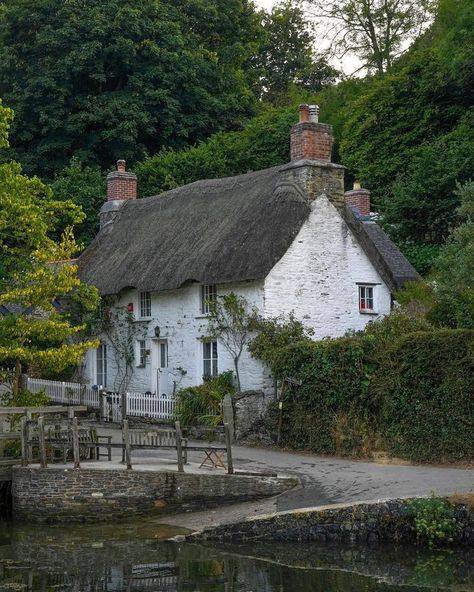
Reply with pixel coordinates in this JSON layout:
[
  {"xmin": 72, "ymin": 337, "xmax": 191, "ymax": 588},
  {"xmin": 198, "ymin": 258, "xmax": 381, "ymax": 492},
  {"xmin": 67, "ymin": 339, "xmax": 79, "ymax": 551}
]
[{"xmin": 0, "ymin": 519, "xmax": 472, "ymax": 591}]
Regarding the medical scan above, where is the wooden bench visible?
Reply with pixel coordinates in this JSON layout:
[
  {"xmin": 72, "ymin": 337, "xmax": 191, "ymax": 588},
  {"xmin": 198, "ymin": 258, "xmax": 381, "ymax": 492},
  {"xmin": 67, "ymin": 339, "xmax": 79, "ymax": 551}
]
[
  {"xmin": 122, "ymin": 421, "xmax": 188, "ymax": 471},
  {"xmin": 44, "ymin": 424, "xmax": 112, "ymax": 463}
]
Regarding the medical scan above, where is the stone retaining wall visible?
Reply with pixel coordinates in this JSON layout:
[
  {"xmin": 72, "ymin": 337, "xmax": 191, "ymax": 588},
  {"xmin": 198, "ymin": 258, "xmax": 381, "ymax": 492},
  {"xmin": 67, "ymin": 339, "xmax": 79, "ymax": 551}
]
[
  {"xmin": 190, "ymin": 499, "xmax": 474, "ymax": 546},
  {"xmin": 12, "ymin": 466, "xmax": 297, "ymax": 523}
]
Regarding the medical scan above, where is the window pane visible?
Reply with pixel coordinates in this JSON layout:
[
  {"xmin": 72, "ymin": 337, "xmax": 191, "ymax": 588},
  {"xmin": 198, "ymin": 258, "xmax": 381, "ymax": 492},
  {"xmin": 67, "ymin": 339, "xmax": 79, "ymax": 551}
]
[{"xmin": 160, "ymin": 343, "xmax": 167, "ymax": 368}]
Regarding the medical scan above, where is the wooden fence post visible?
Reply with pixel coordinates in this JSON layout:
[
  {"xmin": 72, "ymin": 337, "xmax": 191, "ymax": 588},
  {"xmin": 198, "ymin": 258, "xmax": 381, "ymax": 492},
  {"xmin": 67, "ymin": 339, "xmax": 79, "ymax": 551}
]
[
  {"xmin": 222, "ymin": 394, "xmax": 234, "ymax": 442},
  {"xmin": 72, "ymin": 416, "xmax": 80, "ymax": 469},
  {"xmin": 122, "ymin": 419, "xmax": 132, "ymax": 470},
  {"xmin": 174, "ymin": 421, "xmax": 184, "ymax": 473},
  {"xmin": 67, "ymin": 407, "xmax": 75, "ymax": 420},
  {"xmin": 224, "ymin": 422, "xmax": 234, "ymax": 475},
  {"xmin": 26, "ymin": 410, "xmax": 32, "ymax": 464},
  {"xmin": 99, "ymin": 390, "xmax": 108, "ymax": 423},
  {"xmin": 20, "ymin": 416, "xmax": 27, "ymax": 466},
  {"xmin": 80, "ymin": 384, "xmax": 86, "ymax": 406},
  {"xmin": 37, "ymin": 417, "xmax": 47, "ymax": 469}
]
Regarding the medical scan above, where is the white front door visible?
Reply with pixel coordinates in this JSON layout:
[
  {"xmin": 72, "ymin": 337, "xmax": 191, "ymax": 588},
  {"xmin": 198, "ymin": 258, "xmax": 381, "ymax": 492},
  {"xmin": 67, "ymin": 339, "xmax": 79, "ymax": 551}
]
[{"xmin": 152, "ymin": 340, "xmax": 172, "ymax": 397}]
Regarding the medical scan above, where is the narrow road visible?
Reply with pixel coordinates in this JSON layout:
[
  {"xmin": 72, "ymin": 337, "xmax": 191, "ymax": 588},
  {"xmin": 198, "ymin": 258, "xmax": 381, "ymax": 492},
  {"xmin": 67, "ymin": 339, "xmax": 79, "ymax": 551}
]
[{"xmin": 122, "ymin": 439, "xmax": 474, "ymax": 531}]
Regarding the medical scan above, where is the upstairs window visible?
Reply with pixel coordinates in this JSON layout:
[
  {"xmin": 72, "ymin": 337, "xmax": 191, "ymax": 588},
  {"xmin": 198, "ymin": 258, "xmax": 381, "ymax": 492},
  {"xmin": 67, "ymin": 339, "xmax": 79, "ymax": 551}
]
[
  {"xmin": 200, "ymin": 284, "xmax": 217, "ymax": 314},
  {"xmin": 96, "ymin": 343, "xmax": 107, "ymax": 388},
  {"xmin": 140, "ymin": 291, "xmax": 151, "ymax": 318},
  {"xmin": 203, "ymin": 341, "xmax": 218, "ymax": 377},
  {"xmin": 359, "ymin": 285, "xmax": 375, "ymax": 312}
]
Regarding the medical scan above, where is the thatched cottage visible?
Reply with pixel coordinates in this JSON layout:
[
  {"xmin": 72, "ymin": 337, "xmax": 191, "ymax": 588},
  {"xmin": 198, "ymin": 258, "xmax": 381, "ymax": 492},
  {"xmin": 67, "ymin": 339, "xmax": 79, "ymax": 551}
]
[{"xmin": 78, "ymin": 104, "xmax": 419, "ymax": 395}]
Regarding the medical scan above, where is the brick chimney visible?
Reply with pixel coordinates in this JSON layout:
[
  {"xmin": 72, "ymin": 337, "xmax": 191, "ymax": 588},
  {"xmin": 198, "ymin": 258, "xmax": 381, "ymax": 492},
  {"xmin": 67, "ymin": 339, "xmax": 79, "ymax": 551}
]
[
  {"xmin": 106, "ymin": 159, "xmax": 137, "ymax": 201},
  {"xmin": 290, "ymin": 104, "xmax": 334, "ymax": 162},
  {"xmin": 345, "ymin": 181, "xmax": 371, "ymax": 217},
  {"xmin": 100, "ymin": 160, "xmax": 137, "ymax": 229}
]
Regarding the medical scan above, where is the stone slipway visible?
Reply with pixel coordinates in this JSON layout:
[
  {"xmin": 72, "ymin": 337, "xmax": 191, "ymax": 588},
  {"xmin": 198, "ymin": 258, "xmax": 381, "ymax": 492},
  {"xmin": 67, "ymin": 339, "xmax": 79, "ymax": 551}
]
[{"xmin": 186, "ymin": 497, "xmax": 474, "ymax": 546}]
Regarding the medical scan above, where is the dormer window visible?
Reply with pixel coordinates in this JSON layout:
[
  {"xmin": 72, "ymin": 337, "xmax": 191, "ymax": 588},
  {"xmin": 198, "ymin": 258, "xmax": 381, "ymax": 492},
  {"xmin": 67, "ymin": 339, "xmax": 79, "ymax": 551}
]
[
  {"xmin": 359, "ymin": 285, "xmax": 375, "ymax": 313},
  {"xmin": 200, "ymin": 284, "xmax": 217, "ymax": 315},
  {"xmin": 139, "ymin": 291, "xmax": 151, "ymax": 318}
]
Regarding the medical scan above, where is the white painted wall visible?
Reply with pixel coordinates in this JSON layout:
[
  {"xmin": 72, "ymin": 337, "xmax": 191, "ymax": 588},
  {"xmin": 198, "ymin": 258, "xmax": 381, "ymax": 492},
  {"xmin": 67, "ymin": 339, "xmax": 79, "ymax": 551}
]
[
  {"xmin": 264, "ymin": 194, "xmax": 392, "ymax": 337},
  {"xmin": 83, "ymin": 281, "xmax": 272, "ymax": 394}
]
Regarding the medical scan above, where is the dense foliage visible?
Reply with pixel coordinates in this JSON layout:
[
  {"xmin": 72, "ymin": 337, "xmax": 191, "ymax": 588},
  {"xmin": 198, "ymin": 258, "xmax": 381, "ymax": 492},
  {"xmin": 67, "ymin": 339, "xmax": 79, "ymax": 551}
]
[
  {"xmin": 0, "ymin": 0, "xmax": 261, "ymax": 176},
  {"xmin": 0, "ymin": 100, "xmax": 99, "ymax": 385},
  {"xmin": 251, "ymin": 313, "xmax": 473, "ymax": 462},
  {"xmin": 407, "ymin": 496, "xmax": 459, "ymax": 548},
  {"xmin": 175, "ymin": 371, "xmax": 235, "ymax": 427}
]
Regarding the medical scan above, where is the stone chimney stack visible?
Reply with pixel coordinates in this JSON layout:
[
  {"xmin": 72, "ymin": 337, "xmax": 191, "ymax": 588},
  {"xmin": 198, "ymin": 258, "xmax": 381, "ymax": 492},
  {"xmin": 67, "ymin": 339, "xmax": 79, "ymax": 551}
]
[
  {"xmin": 100, "ymin": 160, "xmax": 137, "ymax": 229},
  {"xmin": 345, "ymin": 182, "xmax": 371, "ymax": 217},
  {"xmin": 290, "ymin": 104, "xmax": 334, "ymax": 162},
  {"xmin": 107, "ymin": 160, "xmax": 137, "ymax": 201}
]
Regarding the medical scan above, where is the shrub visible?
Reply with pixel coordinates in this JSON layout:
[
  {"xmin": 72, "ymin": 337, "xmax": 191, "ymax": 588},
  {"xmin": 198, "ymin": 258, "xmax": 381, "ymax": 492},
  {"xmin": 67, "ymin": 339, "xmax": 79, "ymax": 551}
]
[
  {"xmin": 407, "ymin": 495, "xmax": 459, "ymax": 547},
  {"xmin": 175, "ymin": 371, "xmax": 235, "ymax": 427},
  {"xmin": 374, "ymin": 329, "xmax": 474, "ymax": 462}
]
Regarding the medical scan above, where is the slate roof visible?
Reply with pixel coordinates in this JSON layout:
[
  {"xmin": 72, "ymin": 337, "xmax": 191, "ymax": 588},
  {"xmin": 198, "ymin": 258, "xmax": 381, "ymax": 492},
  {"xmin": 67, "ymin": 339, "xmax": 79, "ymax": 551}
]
[{"xmin": 78, "ymin": 165, "xmax": 419, "ymax": 296}]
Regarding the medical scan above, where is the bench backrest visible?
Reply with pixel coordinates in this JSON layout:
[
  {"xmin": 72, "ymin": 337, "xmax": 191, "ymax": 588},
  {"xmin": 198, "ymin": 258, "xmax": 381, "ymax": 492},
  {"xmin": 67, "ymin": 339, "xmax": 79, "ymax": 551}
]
[{"xmin": 128, "ymin": 428, "xmax": 178, "ymax": 447}]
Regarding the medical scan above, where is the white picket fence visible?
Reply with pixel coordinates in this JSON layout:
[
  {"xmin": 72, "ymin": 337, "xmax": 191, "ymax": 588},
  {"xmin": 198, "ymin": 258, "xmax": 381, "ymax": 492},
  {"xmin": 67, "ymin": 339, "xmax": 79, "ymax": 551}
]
[
  {"xmin": 26, "ymin": 377, "xmax": 100, "ymax": 408},
  {"xmin": 126, "ymin": 392, "xmax": 176, "ymax": 420},
  {"xmin": 25, "ymin": 377, "xmax": 222, "ymax": 422}
]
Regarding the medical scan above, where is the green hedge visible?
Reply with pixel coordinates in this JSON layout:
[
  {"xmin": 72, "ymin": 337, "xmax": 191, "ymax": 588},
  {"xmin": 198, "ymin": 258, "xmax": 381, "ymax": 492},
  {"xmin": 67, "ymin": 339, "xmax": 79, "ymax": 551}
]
[
  {"xmin": 268, "ymin": 329, "xmax": 474, "ymax": 462},
  {"xmin": 375, "ymin": 329, "xmax": 474, "ymax": 462}
]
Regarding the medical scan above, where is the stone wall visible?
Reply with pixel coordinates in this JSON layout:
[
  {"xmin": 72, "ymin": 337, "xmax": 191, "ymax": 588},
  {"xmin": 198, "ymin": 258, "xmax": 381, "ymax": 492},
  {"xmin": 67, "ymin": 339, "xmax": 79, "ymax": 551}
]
[
  {"xmin": 12, "ymin": 466, "xmax": 297, "ymax": 523},
  {"xmin": 232, "ymin": 390, "xmax": 273, "ymax": 444},
  {"xmin": 190, "ymin": 499, "xmax": 474, "ymax": 546}
]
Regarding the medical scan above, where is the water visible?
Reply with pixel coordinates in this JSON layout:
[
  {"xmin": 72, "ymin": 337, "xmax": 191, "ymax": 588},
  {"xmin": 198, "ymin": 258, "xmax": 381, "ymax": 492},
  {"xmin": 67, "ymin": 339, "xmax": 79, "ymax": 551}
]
[{"xmin": 0, "ymin": 519, "xmax": 472, "ymax": 591}]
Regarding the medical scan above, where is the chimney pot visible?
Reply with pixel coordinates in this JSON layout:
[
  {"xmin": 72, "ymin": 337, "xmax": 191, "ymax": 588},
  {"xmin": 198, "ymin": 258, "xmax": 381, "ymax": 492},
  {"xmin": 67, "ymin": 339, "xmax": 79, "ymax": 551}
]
[
  {"xmin": 117, "ymin": 159, "xmax": 126, "ymax": 173},
  {"xmin": 298, "ymin": 104, "xmax": 310, "ymax": 123}
]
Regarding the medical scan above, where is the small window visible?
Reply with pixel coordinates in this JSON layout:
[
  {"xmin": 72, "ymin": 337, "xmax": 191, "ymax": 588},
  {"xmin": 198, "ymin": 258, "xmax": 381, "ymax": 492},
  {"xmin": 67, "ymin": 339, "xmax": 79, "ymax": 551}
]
[
  {"xmin": 359, "ymin": 285, "xmax": 375, "ymax": 312},
  {"xmin": 200, "ymin": 284, "xmax": 217, "ymax": 314},
  {"xmin": 203, "ymin": 341, "xmax": 218, "ymax": 377},
  {"xmin": 140, "ymin": 291, "xmax": 151, "ymax": 318},
  {"xmin": 96, "ymin": 343, "xmax": 107, "ymax": 388},
  {"xmin": 137, "ymin": 340, "xmax": 147, "ymax": 367}
]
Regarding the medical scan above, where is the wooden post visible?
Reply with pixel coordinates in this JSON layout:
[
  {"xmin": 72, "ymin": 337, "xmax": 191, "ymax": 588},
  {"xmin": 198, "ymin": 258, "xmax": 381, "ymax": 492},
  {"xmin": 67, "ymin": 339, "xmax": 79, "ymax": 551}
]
[
  {"xmin": 80, "ymin": 384, "xmax": 86, "ymax": 406},
  {"xmin": 26, "ymin": 410, "xmax": 32, "ymax": 464},
  {"xmin": 174, "ymin": 421, "xmax": 184, "ymax": 473},
  {"xmin": 72, "ymin": 416, "xmax": 80, "ymax": 469},
  {"xmin": 99, "ymin": 390, "xmax": 108, "ymax": 422},
  {"xmin": 224, "ymin": 422, "xmax": 234, "ymax": 475},
  {"xmin": 222, "ymin": 394, "xmax": 234, "ymax": 442},
  {"xmin": 122, "ymin": 419, "xmax": 132, "ymax": 470},
  {"xmin": 67, "ymin": 406, "xmax": 75, "ymax": 420},
  {"xmin": 20, "ymin": 416, "xmax": 27, "ymax": 466},
  {"xmin": 276, "ymin": 380, "xmax": 287, "ymax": 446},
  {"xmin": 37, "ymin": 417, "xmax": 47, "ymax": 468}
]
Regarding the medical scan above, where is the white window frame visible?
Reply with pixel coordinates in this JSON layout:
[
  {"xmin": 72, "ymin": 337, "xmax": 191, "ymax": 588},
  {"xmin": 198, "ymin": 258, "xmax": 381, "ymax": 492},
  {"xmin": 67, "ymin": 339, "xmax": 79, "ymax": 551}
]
[
  {"xmin": 139, "ymin": 291, "xmax": 152, "ymax": 318},
  {"xmin": 200, "ymin": 284, "xmax": 217, "ymax": 315},
  {"xmin": 358, "ymin": 285, "xmax": 375, "ymax": 313},
  {"xmin": 137, "ymin": 339, "xmax": 147, "ymax": 367},
  {"xmin": 203, "ymin": 340, "xmax": 218, "ymax": 378},
  {"xmin": 96, "ymin": 343, "xmax": 107, "ymax": 388}
]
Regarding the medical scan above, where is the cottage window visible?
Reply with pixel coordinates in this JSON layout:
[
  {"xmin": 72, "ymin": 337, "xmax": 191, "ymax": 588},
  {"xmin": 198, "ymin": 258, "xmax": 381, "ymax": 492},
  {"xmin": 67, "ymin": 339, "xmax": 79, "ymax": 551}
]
[
  {"xmin": 137, "ymin": 340, "xmax": 147, "ymax": 367},
  {"xmin": 140, "ymin": 291, "xmax": 151, "ymax": 318},
  {"xmin": 359, "ymin": 285, "xmax": 375, "ymax": 312},
  {"xmin": 200, "ymin": 284, "xmax": 217, "ymax": 314},
  {"xmin": 203, "ymin": 341, "xmax": 218, "ymax": 377},
  {"xmin": 96, "ymin": 343, "xmax": 107, "ymax": 388}
]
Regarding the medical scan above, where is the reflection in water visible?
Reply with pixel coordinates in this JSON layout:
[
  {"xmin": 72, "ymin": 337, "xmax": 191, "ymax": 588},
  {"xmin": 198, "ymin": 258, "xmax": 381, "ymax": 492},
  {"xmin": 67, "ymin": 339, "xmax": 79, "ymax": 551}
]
[{"xmin": 0, "ymin": 520, "xmax": 472, "ymax": 591}]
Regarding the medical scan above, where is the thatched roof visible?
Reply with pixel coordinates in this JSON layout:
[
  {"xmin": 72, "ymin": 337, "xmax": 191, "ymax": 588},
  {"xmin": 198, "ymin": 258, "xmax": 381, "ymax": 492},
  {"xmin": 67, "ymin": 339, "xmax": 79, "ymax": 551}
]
[
  {"xmin": 78, "ymin": 166, "xmax": 310, "ymax": 295},
  {"xmin": 78, "ymin": 165, "xmax": 419, "ymax": 296}
]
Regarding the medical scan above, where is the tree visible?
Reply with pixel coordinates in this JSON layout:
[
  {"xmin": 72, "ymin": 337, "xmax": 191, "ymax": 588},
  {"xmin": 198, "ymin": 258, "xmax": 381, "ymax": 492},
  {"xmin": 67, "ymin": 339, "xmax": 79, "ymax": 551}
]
[
  {"xmin": 51, "ymin": 158, "xmax": 105, "ymax": 247},
  {"xmin": 0, "ymin": 0, "xmax": 261, "ymax": 177},
  {"xmin": 252, "ymin": 1, "xmax": 338, "ymax": 104},
  {"xmin": 205, "ymin": 293, "xmax": 258, "ymax": 391},
  {"xmin": 0, "ymin": 100, "xmax": 100, "ymax": 391},
  {"xmin": 307, "ymin": 0, "xmax": 436, "ymax": 74}
]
